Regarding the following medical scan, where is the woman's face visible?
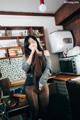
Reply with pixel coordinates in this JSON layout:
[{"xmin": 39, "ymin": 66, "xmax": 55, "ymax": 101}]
[{"xmin": 28, "ymin": 38, "xmax": 37, "ymax": 50}]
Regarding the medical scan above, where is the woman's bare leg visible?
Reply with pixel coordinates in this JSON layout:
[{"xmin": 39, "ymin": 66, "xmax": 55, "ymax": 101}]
[
  {"xmin": 25, "ymin": 86, "xmax": 39, "ymax": 120},
  {"xmin": 39, "ymin": 83, "xmax": 49, "ymax": 119}
]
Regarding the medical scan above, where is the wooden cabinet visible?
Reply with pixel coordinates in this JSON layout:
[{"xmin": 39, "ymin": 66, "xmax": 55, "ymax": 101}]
[
  {"xmin": 55, "ymin": 3, "xmax": 80, "ymax": 46},
  {"xmin": 64, "ymin": 18, "xmax": 80, "ymax": 46},
  {"xmin": 0, "ymin": 26, "xmax": 46, "ymax": 59},
  {"xmin": 55, "ymin": 3, "xmax": 80, "ymax": 25}
]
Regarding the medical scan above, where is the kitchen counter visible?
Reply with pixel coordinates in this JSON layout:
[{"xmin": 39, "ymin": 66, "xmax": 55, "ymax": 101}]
[
  {"xmin": 49, "ymin": 74, "xmax": 77, "ymax": 81},
  {"xmin": 10, "ymin": 74, "xmax": 78, "ymax": 87}
]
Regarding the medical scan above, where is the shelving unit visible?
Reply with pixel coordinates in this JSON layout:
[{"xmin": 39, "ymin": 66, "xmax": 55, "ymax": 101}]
[{"xmin": 0, "ymin": 26, "xmax": 46, "ymax": 59}]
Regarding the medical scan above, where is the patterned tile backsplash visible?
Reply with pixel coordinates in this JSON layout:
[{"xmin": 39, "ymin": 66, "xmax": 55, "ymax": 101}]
[{"xmin": 0, "ymin": 57, "xmax": 26, "ymax": 81}]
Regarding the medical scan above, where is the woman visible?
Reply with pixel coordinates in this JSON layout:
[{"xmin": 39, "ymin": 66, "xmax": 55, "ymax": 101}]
[{"xmin": 22, "ymin": 35, "xmax": 52, "ymax": 120}]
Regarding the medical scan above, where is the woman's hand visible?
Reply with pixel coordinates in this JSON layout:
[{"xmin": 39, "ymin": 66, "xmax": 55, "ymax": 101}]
[
  {"xmin": 39, "ymin": 83, "xmax": 43, "ymax": 91},
  {"xmin": 29, "ymin": 44, "xmax": 37, "ymax": 53},
  {"xmin": 26, "ymin": 44, "xmax": 37, "ymax": 65}
]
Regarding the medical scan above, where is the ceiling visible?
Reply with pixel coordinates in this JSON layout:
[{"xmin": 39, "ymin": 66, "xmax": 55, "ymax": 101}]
[{"xmin": 0, "ymin": 0, "xmax": 65, "ymax": 13}]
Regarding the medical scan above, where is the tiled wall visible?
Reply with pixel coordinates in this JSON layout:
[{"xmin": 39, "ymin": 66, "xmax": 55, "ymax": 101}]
[{"xmin": 0, "ymin": 57, "xmax": 26, "ymax": 81}]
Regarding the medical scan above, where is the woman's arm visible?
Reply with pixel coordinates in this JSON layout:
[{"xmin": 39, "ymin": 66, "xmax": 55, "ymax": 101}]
[
  {"xmin": 22, "ymin": 60, "xmax": 30, "ymax": 73},
  {"xmin": 26, "ymin": 50, "xmax": 35, "ymax": 64},
  {"xmin": 22, "ymin": 50, "xmax": 35, "ymax": 72},
  {"xmin": 39, "ymin": 50, "xmax": 53, "ymax": 89}
]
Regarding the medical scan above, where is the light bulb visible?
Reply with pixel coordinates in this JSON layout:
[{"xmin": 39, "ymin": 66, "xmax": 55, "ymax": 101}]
[{"xmin": 39, "ymin": 3, "xmax": 47, "ymax": 12}]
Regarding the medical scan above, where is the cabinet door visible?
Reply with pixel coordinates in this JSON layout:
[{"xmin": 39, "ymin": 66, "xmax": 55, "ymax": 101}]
[{"xmin": 55, "ymin": 4, "xmax": 80, "ymax": 25}]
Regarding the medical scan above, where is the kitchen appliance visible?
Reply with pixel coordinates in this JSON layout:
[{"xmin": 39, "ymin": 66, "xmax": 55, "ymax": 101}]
[
  {"xmin": 59, "ymin": 55, "xmax": 80, "ymax": 75},
  {"xmin": 67, "ymin": 46, "xmax": 80, "ymax": 57},
  {"xmin": 49, "ymin": 30, "xmax": 74, "ymax": 53}
]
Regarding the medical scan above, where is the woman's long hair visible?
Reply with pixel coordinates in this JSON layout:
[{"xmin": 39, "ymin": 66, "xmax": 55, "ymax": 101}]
[
  {"xmin": 24, "ymin": 35, "xmax": 43, "ymax": 56},
  {"xmin": 23, "ymin": 36, "xmax": 46, "ymax": 88}
]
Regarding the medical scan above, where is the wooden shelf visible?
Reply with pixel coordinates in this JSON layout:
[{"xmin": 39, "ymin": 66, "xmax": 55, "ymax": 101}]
[
  {"xmin": 0, "ymin": 35, "xmax": 44, "ymax": 40},
  {"xmin": 0, "ymin": 56, "xmax": 23, "ymax": 60},
  {"xmin": 0, "ymin": 36, "xmax": 25, "ymax": 40},
  {"xmin": 0, "ymin": 46, "xmax": 21, "ymax": 49},
  {"xmin": 10, "ymin": 79, "xmax": 25, "ymax": 87},
  {"xmin": 0, "ymin": 46, "xmax": 23, "ymax": 59},
  {"xmin": 0, "ymin": 57, "xmax": 8, "ymax": 60},
  {"xmin": 0, "ymin": 26, "xmax": 44, "ymax": 30},
  {"xmin": 9, "ymin": 55, "xmax": 23, "ymax": 59},
  {"xmin": 0, "ymin": 26, "xmax": 46, "ymax": 60}
]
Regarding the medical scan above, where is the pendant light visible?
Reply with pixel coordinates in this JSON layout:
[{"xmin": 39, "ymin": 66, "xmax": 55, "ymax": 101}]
[{"xmin": 39, "ymin": 0, "xmax": 47, "ymax": 12}]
